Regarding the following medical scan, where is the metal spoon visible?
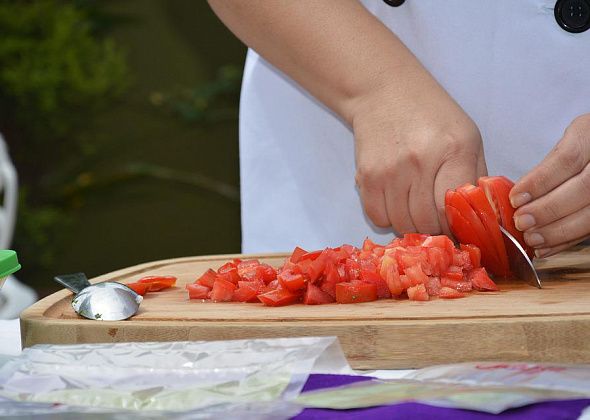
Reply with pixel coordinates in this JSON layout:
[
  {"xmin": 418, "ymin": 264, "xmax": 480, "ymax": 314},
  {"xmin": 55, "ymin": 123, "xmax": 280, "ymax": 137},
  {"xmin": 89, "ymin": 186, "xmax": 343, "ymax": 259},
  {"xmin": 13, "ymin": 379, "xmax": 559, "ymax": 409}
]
[
  {"xmin": 54, "ymin": 272, "xmax": 142, "ymax": 320},
  {"xmin": 499, "ymin": 226, "xmax": 542, "ymax": 288}
]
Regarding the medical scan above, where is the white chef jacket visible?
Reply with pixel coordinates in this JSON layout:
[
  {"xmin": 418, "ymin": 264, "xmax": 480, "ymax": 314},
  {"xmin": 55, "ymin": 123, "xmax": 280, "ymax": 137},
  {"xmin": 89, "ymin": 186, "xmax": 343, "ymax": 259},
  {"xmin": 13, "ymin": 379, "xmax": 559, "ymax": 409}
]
[{"xmin": 239, "ymin": 0, "xmax": 590, "ymax": 253}]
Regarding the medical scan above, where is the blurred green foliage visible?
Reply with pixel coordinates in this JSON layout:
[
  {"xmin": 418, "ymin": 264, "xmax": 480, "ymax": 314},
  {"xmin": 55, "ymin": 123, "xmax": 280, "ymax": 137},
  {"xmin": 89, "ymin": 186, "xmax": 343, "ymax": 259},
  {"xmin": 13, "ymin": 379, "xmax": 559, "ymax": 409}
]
[{"xmin": 0, "ymin": 0, "xmax": 129, "ymax": 281}]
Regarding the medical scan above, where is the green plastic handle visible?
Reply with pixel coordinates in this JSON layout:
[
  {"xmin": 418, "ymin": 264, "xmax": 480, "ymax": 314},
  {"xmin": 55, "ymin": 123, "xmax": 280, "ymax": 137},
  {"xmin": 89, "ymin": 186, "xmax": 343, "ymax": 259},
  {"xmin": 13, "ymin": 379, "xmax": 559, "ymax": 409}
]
[{"xmin": 0, "ymin": 250, "xmax": 20, "ymax": 278}]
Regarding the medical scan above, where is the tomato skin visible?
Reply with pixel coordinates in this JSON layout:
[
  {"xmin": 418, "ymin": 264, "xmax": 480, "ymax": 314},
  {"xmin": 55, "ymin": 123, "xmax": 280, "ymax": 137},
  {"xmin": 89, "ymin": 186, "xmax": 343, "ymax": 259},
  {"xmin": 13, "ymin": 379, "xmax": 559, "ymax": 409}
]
[
  {"xmin": 196, "ymin": 269, "xmax": 217, "ymax": 289},
  {"xmin": 469, "ymin": 267, "xmax": 499, "ymax": 291},
  {"xmin": 210, "ymin": 278, "xmax": 236, "ymax": 302},
  {"xmin": 258, "ymin": 288, "xmax": 301, "ymax": 306},
  {"xmin": 407, "ymin": 284, "xmax": 429, "ymax": 301},
  {"xmin": 303, "ymin": 283, "xmax": 335, "ymax": 304},
  {"xmin": 126, "ymin": 282, "xmax": 149, "ymax": 296},
  {"xmin": 186, "ymin": 283, "xmax": 210, "ymax": 299},
  {"xmin": 335, "ymin": 282, "xmax": 378, "ymax": 304},
  {"xmin": 137, "ymin": 275, "xmax": 177, "ymax": 291}
]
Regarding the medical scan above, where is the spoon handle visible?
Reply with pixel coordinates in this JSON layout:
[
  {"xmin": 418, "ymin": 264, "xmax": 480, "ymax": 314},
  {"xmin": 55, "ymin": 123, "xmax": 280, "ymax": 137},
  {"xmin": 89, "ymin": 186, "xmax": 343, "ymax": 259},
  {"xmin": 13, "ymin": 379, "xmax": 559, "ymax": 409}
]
[{"xmin": 54, "ymin": 272, "xmax": 91, "ymax": 294}]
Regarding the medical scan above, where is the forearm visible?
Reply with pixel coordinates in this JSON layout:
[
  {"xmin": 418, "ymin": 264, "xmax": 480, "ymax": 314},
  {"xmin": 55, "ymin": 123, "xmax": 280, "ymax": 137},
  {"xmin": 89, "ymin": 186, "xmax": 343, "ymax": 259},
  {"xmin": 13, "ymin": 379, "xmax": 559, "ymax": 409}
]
[{"xmin": 208, "ymin": 0, "xmax": 433, "ymax": 125}]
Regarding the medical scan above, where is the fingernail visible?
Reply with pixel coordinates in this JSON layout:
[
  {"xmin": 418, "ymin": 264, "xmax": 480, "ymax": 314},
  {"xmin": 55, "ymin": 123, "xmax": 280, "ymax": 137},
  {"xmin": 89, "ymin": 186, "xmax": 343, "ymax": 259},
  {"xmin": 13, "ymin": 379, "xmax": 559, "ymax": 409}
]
[
  {"xmin": 525, "ymin": 232, "xmax": 545, "ymax": 247},
  {"xmin": 514, "ymin": 214, "xmax": 536, "ymax": 231},
  {"xmin": 510, "ymin": 192, "xmax": 532, "ymax": 208},
  {"xmin": 535, "ymin": 248, "xmax": 550, "ymax": 259}
]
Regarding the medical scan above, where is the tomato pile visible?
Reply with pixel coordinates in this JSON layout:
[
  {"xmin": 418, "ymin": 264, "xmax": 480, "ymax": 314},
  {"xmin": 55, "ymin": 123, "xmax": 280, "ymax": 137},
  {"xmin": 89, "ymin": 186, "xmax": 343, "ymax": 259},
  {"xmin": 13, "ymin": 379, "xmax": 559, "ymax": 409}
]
[
  {"xmin": 185, "ymin": 234, "xmax": 498, "ymax": 306},
  {"xmin": 445, "ymin": 176, "xmax": 533, "ymax": 277},
  {"xmin": 126, "ymin": 275, "xmax": 177, "ymax": 296}
]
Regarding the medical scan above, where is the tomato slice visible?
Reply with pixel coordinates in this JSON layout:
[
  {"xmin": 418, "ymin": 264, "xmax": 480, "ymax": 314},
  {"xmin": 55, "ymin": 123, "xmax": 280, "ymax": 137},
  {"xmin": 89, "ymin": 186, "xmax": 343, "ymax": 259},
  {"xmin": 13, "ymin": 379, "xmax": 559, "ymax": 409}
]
[
  {"xmin": 445, "ymin": 190, "xmax": 503, "ymax": 275},
  {"xmin": 303, "ymin": 283, "xmax": 335, "ymax": 304},
  {"xmin": 126, "ymin": 282, "xmax": 149, "ymax": 296},
  {"xmin": 457, "ymin": 184, "xmax": 510, "ymax": 276},
  {"xmin": 335, "ymin": 282, "xmax": 378, "ymax": 304},
  {"xmin": 137, "ymin": 275, "xmax": 177, "ymax": 291},
  {"xmin": 258, "ymin": 288, "xmax": 301, "ymax": 306},
  {"xmin": 186, "ymin": 283, "xmax": 210, "ymax": 299},
  {"xmin": 478, "ymin": 176, "xmax": 534, "ymax": 259}
]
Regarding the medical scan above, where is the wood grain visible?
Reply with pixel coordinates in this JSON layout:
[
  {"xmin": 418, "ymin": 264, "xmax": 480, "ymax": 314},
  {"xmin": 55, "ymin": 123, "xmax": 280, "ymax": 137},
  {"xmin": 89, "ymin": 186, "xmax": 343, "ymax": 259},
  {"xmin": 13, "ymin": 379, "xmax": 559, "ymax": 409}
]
[{"xmin": 20, "ymin": 249, "xmax": 590, "ymax": 369}]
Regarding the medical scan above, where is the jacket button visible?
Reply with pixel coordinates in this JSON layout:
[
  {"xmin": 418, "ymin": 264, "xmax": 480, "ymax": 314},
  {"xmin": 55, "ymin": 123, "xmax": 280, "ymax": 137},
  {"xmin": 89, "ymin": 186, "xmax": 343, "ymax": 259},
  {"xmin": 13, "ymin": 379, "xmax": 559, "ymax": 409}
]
[
  {"xmin": 383, "ymin": 0, "xmax": 405, "ymax": 6},
  {"xmin": 555, "ymin": 0, "xmax": 590, "ymax": 33}
]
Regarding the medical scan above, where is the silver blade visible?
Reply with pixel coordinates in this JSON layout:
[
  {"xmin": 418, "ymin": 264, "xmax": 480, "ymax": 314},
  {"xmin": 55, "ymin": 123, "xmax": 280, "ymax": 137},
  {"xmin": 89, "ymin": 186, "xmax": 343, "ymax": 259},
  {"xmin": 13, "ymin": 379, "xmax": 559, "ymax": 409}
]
[{"xmin": 499, "ymin": 226, "xmax": 542, "ymax": 288}]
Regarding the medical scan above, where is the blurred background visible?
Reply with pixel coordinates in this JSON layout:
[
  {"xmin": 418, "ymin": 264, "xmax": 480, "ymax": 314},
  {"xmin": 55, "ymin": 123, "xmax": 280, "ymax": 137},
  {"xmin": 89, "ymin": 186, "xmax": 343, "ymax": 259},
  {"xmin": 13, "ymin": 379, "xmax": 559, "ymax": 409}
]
[{"xmin": 0, "ymin": 0, "xmax": 245, "ymax": 307}]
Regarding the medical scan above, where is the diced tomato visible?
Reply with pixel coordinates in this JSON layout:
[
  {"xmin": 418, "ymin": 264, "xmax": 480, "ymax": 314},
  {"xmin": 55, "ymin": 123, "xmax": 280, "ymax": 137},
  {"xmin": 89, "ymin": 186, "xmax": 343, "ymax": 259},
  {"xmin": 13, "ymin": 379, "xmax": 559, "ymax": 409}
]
[
  {"xmin": 126, "ymin": 282, "xmax": 149, "ymax": 296},
  {"xmin": 335, "ymin": 282, "xmax": 378, "ymax": 304},
  {"xmin": 304, "ymin": 283, "xmax": 335, "ymax": 304},
  {"xmin": 209, "ymin": 278, "xmax": 236, "ymax": 302},
  {"xmin": 218, "ymin": 261, "xmax": 237, "ymax": 274},
  {"xmin": 232, "ymin": 283, "xmax": 260, "ymax": 302},
  {"xmin": 262, "ymin": 279, "xmax": 280, "ymax": 294},
  {"xmin": 257, "ymin": 264, "xmax": 278, "ymax": 283},
  {"xmin": 218, "ymin": 271, "xmax": 240, "ymax": 285},
  {"xmin": 321, "ymin": 262, "xmax": 341, "ymax": 298},
  {"xmin": 441, "ymin": 278, "xmax": 473, "ymax": 292},
  {"xmin": 443, "ymin": 266, "xmax": 464, "ymax": 281},
  {"xmin": 460, "ymin": 244, "xmax": 481, "ymax": 268},
  {"xmin": 469, "ymin": 267, "xmax": 499, "ymax": 291},
  {"xmin": 237, "ymin": 259, "xmax": 260, "ymax": 276},
  {"xmin": 290, "ymin": 246, "xmax": 308, "ymax": 263},
  {"xmin": 439, "ymin": 287, "xmax": 466, "ymax": 299},
  {"xmin": 278, "ymin": 269, "xmax": 308, "ymax": 292},
  {"xmin": 196, "ymin": 269, "xmax": 217, "ymax": 288},
  {"xmin": 404, "ymin": 264, "xmax": 428, "ymax": 286},
  {"xmin": 137, "ymin": 275, "xmax": 177, "ymax": 291},
  {"xmin": 345, "ymin": 258, "xmax": 362, "ymax": 281},
  {"xmin": 360, "ymin": 270, "xmax": 391, "ymax": 298},
  {"xmin": 384, "ymin": 263, "xmax": 404, "ymax": 296},
  {"xmin": 424, "ymin": 276, "xmax": 441, "ymax": 296},
  {"xmin": 399, "ymin": 274, "xmax": 412, "ymax": 289},
  {"xmin": 299, "ymin": 250, "xmax": 322, "ymax": 262},
  {"xmin": 362, "ymin": 237, "xmax": 378, "ymax": 251},
  {"xmin": 402, "ymin": 233, "xmax": 428, "ymax": 246},
  {"xmin": 422, "ymin": 235, "xmax": 455, "ymax": 259},
  {"xmin": 186, "ymin": 283, "xmax": 210, "ymax": 299},
  {"xmin": 426, "ymin": 247, "xmax": 450, "ymax": 276},
  {"xmin": 258, "ymin": 288, "xmax": 301, "ymax": 306},
  {"xmin": 407, "ymin": 284, "xmax": 429, "ymax": 301}
]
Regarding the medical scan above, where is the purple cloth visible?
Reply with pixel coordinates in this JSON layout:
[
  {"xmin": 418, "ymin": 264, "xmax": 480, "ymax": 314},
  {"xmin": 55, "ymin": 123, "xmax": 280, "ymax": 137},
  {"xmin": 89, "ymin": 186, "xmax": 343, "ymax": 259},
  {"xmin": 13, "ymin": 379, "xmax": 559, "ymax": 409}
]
[{"xmin": 296, "ymin": 374, "xmax": 590, "ymax": 419}]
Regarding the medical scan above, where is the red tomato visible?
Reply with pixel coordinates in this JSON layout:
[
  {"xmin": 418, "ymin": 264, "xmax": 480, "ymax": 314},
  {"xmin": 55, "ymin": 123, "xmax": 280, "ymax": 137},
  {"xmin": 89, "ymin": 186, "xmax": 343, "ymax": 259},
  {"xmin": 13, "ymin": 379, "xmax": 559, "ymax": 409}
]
[
  {"xmin": 401, "ymin": 233, "xmax": 429, "ymax": 246},
  {"xmin": 321, "ymin": 262, "xmax": 341, "ymax": 298},
  {"xmin": 439, "ymin": 287, "xmax": 466, "ymax": 299},
  {"xmin": 335, "ymin": 282, "xmax": 378, "ymax": 304},
  {"xmin": 299, "ymin": 250, "xmax": 322, "ymax": 261},
  {"xmin": 209, "ymin": 278, "xmax": 236, "ymax": 302},
  {"xmin": 460, "ymin": 244, "xmax": 481, "ymax": 268},
  {"xmin": 407, "ymin": 284, "xmax": 429, "ymax": 301},
  {"xmin": 257, "ymin": 264, "xmax": 278, "ymax": 283},
  {"xmin": 137, "ymin": 275, "xmax": 177, "ymax": 291},
  {"xmin": 440, "ymin": 278, "xmax": 473, "ymax": 292},
  {"xmin": 443, "ymin": 266, "xmax": 464, "ymax": 281},
  {"xmin": 232, "ymin": 283, "xmax": 259, "ymax": 302},
  {"xmin": 303, "ymin": 283, "xmax": 335, "ymax": 304},
  {"xmin": 196, "ymin": 269, "xmax": 217, "ymax": 288},
  {"xmin": 404, "ymin": 264, "xmax": 428, "ymax": 286},
  {"xmin": 186, "ymin": 283, "xmax": 210, "ymax": 299},
  {"xmin": 126, "ymin": 282, "xmax": 149, "ymax": 296},
  {"xmin": 278, "ymin": 269, "xmax": 308, "ymax": 292},
  {"xmin": 424, "ymin": 276, "xmax": 441, "ymax": 296},
  {"xmin": 290, "ymin": 246, "xmax": 308, "ymax": 263},
  {"xmin": 469, "ymin": 267, "xmax": 499, "ymax": 291},
  {"xmin": 258, "ymin": 288, "xmax": 301, "ymax": 306},
  {"xmin": 478, "ymin": 176, "xmax": 534, "ymax": 258},
  {"xmin": 360, "ymin": 270, "xmax": 391, "ymax": 298},
  {"xmin": 237, "ymin": 259, "xmax": 260, "ymax": 276},
  {"xmin": 426, "ymin": 247, "xmax": 450, "ymax": 276}
]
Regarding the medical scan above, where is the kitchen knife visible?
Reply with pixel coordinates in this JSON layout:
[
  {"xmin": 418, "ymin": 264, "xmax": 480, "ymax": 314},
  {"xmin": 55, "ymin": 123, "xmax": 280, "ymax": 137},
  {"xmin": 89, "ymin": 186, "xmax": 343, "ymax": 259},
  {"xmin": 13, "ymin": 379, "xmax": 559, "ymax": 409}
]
[{"xmin": 499, "ymin": 226, "xmax": 542, "ymax": 288}]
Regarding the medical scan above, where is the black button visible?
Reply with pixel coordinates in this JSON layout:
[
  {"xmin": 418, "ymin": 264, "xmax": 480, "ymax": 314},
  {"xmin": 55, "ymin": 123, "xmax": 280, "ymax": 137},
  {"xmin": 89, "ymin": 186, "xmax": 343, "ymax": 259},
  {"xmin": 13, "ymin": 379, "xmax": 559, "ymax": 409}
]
[
  {"xmin": 555, "ymin": 0, "xmax": 590, "ymax": 33},
  {"xmin": 383, "ymin": 0, "xmax": 405, "ymax": 7}
]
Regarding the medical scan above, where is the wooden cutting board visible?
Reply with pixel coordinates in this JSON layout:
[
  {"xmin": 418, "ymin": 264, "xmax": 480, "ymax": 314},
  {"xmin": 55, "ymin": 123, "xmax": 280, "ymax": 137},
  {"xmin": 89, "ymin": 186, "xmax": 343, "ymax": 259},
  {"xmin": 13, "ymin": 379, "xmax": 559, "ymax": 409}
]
[{"xmin": 20, "ymin": 248, "xmax": 590, "ymax": 369}]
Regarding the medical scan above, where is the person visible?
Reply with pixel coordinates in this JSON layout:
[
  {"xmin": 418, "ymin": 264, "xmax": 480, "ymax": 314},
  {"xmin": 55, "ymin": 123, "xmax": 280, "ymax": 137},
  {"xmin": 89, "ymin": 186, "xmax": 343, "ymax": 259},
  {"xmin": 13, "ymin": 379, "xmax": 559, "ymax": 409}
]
[{"xmin": 208, "ymin": 0, "xmax": 590, "ymax": 258}]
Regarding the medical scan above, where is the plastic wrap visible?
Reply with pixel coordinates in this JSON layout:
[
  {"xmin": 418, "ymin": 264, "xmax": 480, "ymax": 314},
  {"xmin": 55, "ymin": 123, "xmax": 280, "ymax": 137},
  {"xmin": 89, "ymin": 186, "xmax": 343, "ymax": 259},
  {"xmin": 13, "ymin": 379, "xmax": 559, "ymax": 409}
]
[
  {"xmin": 298, "ymin": 361, "xmax": 590, "ymax": 414},
  {"xmin": 0, "ymin": 336, "xmax": 350, "ymax": 418}
]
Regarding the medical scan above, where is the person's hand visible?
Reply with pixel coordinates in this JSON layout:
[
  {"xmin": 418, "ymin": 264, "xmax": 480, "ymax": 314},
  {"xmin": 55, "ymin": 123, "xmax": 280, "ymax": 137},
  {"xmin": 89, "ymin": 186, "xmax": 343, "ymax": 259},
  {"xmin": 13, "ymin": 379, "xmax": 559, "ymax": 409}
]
[
  {"xmin": 352, "ymin": 77, "xmax": 487, "ymax": 235},
  {"xmin": 510, "ymin": 114, "xmax": 590, "ymax": 258}
]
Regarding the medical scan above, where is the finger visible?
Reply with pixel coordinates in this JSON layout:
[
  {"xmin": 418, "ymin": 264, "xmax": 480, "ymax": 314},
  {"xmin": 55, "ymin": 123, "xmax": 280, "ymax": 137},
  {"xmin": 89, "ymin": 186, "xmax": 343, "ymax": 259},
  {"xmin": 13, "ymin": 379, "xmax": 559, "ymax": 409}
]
[
  {"xmin": 514, "ymin": 163, "xmax": 590, "ymax": 231},
  {"xmin": 357, "ymin": 177, "xmax": 390, "ymax": 228},
  {"xmin": 523, "ymin": 204, "xmax": 590, "ymax": 249},
  {"xmin": 476, "ymin": 144, "xmax": 488, "ymax": 179},
  {"xmin": 384, "ymin": 176, "xmax": 416, "ymax": 234},
  {"xmin": 534, "ymin": 235, "xmax": 590, "ymax": 259},
  {"xmin": 510, "ymin": 116, "xmax": 590, "ymax": 208},
  {"xmin": 408, "ymin": 167, "xmax": 441, "ymax": 234},
  {"xmin": 434, "ymin": 155, "xmax": 479, "ymax": 236}
]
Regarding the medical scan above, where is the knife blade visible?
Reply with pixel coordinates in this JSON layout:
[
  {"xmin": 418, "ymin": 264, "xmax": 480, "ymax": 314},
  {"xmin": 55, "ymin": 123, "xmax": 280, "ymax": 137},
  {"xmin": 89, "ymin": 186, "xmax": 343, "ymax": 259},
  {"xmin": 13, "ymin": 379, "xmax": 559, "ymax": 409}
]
[{"xmin": 499, "ymin": 226, "xmax": 542, "ymax": 288}]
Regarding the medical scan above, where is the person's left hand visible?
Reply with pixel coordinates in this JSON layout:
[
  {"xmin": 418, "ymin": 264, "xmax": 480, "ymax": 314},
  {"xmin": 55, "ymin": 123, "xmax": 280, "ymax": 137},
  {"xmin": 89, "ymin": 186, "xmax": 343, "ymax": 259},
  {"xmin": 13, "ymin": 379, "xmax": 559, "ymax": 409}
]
[{"xmin": 510, "ymin": 114, "xmax": 590, "ymax": 258}]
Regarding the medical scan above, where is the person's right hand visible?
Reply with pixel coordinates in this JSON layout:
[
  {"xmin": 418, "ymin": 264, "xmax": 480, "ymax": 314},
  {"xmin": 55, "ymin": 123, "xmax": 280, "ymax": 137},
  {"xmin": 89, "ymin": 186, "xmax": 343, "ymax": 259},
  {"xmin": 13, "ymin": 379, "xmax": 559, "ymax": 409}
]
[{"xmin": 352, "ymin": 76, "xmax": 487, "ymax": 235}]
